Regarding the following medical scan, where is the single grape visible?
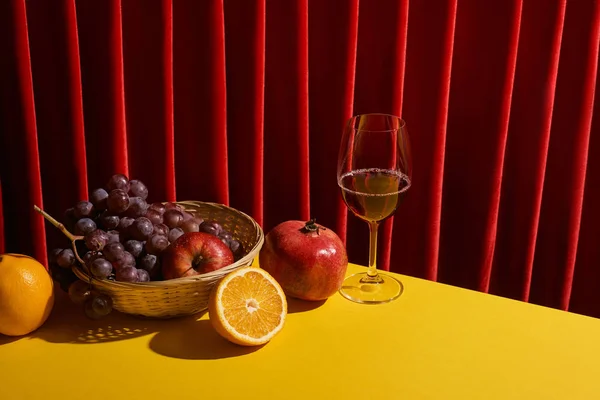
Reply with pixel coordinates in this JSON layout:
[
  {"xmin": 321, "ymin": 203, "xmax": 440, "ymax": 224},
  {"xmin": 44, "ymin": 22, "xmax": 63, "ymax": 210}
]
[
  {"xmin": 129, "ymin": 179, "xmax": 149, "ymax": 200},
  {"xmin": 220, "ymin": 231, "xmax": 233, "ymax": 241},
  {"xmin": 181, "ymin": 211, "xmax": 194, "ymax": 222},
  {"xmin": 113, "ymin": 251, "xmax": 136, "ymax": 270},
  {"xmin": 56, "ymin": 249, "xmax": 75, "ymax": 268},
  {"xmin": 164, "ymin": 209, "xmax": 184, "ymax": 229},
  {"xmin": 49, "ymin": 248, "xmax": 63, "ymax": 264},
  {"xmin": 148, "ymin": 202, "xmax": 166, "ymax": 215},
  {"xmin": 107, "ymin": 189, "xmax": 130, "ymax": 214},
  {"xmin": 137, "ymin": 269, "xmax": 150, "ymax": 282},
  {"xmin": 99, "ymin": 212, "xmax": 120, "ymax": 230},
  {"xmin": 199, "ymin": 220, "xmax": 223, "ymax": 236},
  {"xmin": 164, "ymin": 202, "xmax": 178, "ymax": 210},
  {"xmin": 68, "ymin": 280, "xmax": 92, "ymax": 305},
  {"xmin": 145, "ymin": 209, "xmax": 163, "ymax": 225},
  {"xmin": 90, "ymin": 258, "xmax": 113, "ymax": 278},
  {"xmin": 74, "ymin": 218, "xmax": 97, "ymax": 236},
  {"xmin": 84, "ymin": 294, "xmax": 113, "ymax": 319},
  {"xmin": 168, "ymin": 228, "xmax": 184, "ymax": 243},
  {"xmin": 116, "ymin": 266, "xmax": 139, "ymax": 283},
  {"xmin": 230, "ymin": 239, "xmax": 243, "ymax": 257},
  {"xmin": 94, "ymin": 294, "xmax": 113, "ymax": 315},
  {"xmin": 103, "ymin": 242, "xmax": 124, "ymax": 262},
  {"xmin": 130, "ymin": 217, "xmax": 154, "ymax": 241},
  {"xmin": 106, "ymin": 173, "xmax": 130, "ymax": 192},
  {"xmin": 106, "ymin": 230, "xmax": 120, "ymax": 244},
  {"xmin": 124, "ymin": 240, "xmax": 144, "ymax": 258},
  {"xmin": 125, "ymin": 197, "xmax": 148, "ymax": 218},
  {"xmin": 139, "ymin": 254, "xmax": 160, "ymax": 279},
  {"xmin": 117, "ymin": 216, "xmax": 135, "ymax": 233},
  {"xmin": 219, "ymin": 231, "xmax": 232, "ymax": 247},
  {"xmin": 180, "ymin": 218, "xmax": 201, "ymax": 233},
  {"xmin": 153, "ymin": 223, "xmax": 169, "ymax": 236},
  {"xmin": 85, "ymin": 229, "xmax": 110, "ymax": 251},
  {"xmin": 74, "ymin": 201, "xmax": 94, "ymax": 219},
  {"xmin": 89, "ymin": 188, "xmax": 109, "ymax": 211},
  {"xmin": 145, "ymin": 234, "xmax": 169, "ymax": 255},
  {"xmin": 83, "ymin": 250, "xmax": 103, "ymax": 266}
]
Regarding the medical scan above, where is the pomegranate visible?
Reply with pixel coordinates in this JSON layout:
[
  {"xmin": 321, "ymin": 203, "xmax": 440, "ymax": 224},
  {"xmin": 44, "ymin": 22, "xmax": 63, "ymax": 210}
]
[{"xmin": 259, "ymin": 219, "xmax": 348, "ymax": 301}]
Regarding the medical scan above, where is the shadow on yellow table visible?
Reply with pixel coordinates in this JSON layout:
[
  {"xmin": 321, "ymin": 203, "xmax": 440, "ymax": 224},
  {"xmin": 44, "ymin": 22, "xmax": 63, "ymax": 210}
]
[
  {"xmin": 3, "ymin": 263, "xmax": 600, "ymax": 399},
  {"xmin": 0, "ymin": 286, "xmax": 326, "ymax": 360}
]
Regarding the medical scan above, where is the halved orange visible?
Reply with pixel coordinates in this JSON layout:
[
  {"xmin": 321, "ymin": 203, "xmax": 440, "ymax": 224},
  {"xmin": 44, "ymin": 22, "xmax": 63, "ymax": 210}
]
[{"xmin": 208, "ymin": 266, "xmax": 287, "ymax": 346}]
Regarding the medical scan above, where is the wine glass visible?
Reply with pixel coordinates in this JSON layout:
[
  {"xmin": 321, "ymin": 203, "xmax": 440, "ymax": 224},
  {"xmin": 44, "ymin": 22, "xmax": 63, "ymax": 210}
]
[{"xmin": 337, "ymin": 113, "xmax": 412, "ymax": 304}]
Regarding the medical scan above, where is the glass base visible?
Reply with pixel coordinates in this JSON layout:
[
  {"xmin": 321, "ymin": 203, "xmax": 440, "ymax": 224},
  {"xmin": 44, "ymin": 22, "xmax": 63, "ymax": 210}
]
[{"xmin": 339, "ymin": 272, "xmax": 404, "ymax": 304}]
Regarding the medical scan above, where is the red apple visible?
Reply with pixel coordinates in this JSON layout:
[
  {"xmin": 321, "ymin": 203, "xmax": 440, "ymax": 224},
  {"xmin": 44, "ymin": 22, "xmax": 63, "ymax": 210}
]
[
  {"xmin": 161, "ymin": 232, "xmax": 234, "ymax": 280},
  {"xmin": 259, "ymin": 219, "xmax": 348, "ymax": 301}
]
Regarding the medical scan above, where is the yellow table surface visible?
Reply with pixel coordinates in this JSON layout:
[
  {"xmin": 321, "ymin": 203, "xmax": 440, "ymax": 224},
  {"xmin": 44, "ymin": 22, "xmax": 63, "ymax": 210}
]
[{"xmin": 1, "ymin": 263, "xmax": 600, "ymax": 400}]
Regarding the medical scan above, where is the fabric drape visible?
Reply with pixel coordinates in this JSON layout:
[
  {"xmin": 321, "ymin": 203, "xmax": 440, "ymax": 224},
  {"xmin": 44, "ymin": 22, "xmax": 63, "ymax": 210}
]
[{"xmin": 2, "ymin": 0, "xmax": 600, "ymax": 318}]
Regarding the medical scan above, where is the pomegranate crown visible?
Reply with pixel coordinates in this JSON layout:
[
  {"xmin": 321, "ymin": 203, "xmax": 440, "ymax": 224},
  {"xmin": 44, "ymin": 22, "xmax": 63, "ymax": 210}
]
[{"xmin": 302, "ymin": 219, "xmax": 326, "ymax": 235}]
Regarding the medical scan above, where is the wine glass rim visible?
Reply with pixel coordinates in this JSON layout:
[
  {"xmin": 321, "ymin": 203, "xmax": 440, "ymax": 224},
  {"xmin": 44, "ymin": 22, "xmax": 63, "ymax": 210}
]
[{"xmin": 350, "ymin": 113, "xmax": 406, "ymax": 131}]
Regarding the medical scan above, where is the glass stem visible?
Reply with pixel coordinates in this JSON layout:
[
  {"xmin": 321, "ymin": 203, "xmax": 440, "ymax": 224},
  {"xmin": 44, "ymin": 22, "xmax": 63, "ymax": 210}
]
[{"xmin": 367, "ymin": 221, "xmax": 379, "ymax": 278}]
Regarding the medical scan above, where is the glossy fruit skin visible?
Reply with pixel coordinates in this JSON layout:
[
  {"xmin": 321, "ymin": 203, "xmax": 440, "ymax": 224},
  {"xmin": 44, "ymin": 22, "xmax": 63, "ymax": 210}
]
[
  {"xmin": 0, "ymin": 254, "xmax": 55, "ymax": 336},
  {"xmin": 259, "ymin": 220, "xmax": 349, "ymax": 301},
  {"xmin": 161, "ymin": 232, "xmax": 234, "ymax": 280}
]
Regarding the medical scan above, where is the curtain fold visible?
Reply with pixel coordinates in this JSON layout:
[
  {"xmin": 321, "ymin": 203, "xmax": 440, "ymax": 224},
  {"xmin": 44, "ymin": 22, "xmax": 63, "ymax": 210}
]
[
  {"xmin": 347, "ymin": 0, "xmax": 409, "ymax": 272},
  {"xmin": 2, "ymin": 0, "xmax": 600, "ymax": 317},
  {"xmin": 490, "ymin": 0, "xmax": 567, "ymax": 305},
  {"xmin": 392, "ymin": 0, "xmax": 457, "ymax": 283},
  {"xmin": 529, "ymin": 0, "xmax": 600, "ymax": 311},
  {"xmin": 224, "ymin": 0, "xmax": 266, "ymax": 226},
  {"xmin": 439, "ymin": 0, "xmax": 522, "ymax": 293},
  {"xmin": 78, "ymin": 0, "xmax": 130, "ymax": 181},
  {"xmin": 26, "ymin": 0, "xmax": 89, "ymax": 255},
  {"xmin": 307, "ymin": 0, "xmax": 358, "ymax": 249},
  {"xmin": 174, "ymin": 0, "xmax": 229, "ymax": 205},
  {"xmin": 0, "ymin": 0, "xmax": 47, "ymax": 265},
  {"xmin": 264, "ymin": 0, "xmax": 310, "ymax": 230},
  {"xmin": 122, "ymin": 0, "xmax": 177, "ymax": 203}
]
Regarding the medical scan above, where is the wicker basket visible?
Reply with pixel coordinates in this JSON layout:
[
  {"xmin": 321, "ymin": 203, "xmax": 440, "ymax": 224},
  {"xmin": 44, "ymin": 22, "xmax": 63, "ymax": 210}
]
[{"xmin": 71, "ymin": 201, "xmax": 264, "ymax": 319}]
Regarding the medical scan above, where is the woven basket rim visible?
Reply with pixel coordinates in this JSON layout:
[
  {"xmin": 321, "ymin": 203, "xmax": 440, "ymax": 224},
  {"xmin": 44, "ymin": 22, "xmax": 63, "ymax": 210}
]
[{"xmin": 71, "ymin": 200, "xmax": 264, "ymax": 290}]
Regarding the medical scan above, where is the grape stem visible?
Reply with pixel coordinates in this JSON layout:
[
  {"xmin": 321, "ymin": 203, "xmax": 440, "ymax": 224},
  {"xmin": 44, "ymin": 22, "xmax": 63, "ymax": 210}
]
[{"xmin": 33, "ymin": 205, "xmax": 88, "ymax": 270}]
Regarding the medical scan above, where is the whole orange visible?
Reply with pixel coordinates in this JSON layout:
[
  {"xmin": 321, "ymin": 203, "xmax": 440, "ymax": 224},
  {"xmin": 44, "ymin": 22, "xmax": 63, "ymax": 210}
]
[{"xmin": 0, "ymin": 254, "xmax": 55, "ymax": 336}]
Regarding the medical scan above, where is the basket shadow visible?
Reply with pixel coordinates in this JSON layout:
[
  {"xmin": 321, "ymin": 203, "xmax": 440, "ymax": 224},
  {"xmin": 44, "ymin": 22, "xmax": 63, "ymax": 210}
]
[
  {"xmin": 148, "ymin": 318, "xmax": 264, "ymax": 360},
  {"xmin": 287, "ymin": 297, "xmax": 327, "ymax": 313},
  {"xmin": 30, "ymin": 290, "xmax": 162, "ymax": 344}
]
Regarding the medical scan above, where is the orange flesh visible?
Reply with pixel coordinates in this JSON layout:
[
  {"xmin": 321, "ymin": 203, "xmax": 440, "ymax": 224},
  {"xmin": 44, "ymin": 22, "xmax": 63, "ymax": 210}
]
[{"xmin": 221, "ymin": 271, "xmax": 284, "ymax": 339}]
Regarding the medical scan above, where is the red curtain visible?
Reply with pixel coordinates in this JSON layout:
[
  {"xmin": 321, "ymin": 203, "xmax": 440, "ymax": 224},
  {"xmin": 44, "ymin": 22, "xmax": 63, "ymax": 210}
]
[{"xmin": 2, "ymin": 0, "xmax": 600, "ymax": 318}]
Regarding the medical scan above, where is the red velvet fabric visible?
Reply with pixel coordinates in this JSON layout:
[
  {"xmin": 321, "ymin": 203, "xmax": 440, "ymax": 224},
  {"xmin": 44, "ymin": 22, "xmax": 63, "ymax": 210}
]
[{"xmin": 2, "ymin": 0, "xmax": 600, "ymax": 317}]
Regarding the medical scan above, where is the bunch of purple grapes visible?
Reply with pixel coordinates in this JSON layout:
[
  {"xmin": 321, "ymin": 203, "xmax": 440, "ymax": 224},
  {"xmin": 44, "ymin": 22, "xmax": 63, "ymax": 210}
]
[
  {"xmin": 47, "ymin": 249, "xmax": 113, "ymax": 319},
  {"xmin": 48, "ymin": 174, "xmax": 243, "ymax": 318}
]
